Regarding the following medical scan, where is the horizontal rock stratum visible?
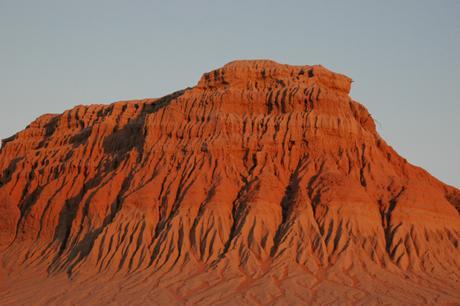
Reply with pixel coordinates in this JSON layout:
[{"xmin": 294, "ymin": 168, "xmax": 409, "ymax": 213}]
[{"xmin": 0, "ymin": 60, "xmax": 459, "ymax": 305}]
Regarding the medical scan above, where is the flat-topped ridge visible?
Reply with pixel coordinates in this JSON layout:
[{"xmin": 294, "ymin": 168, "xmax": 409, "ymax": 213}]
[{"xmin": 196, "ymin": 59, "xmax": 352, "ymax": 93}]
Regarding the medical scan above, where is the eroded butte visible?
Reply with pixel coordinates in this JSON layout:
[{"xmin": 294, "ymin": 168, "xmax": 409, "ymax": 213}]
[{"xmin": 1, "ymin": 60, "xmax": 459, "ymax": 305}]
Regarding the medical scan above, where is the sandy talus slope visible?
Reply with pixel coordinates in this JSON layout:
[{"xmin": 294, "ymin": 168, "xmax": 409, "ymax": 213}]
[{"xmin": 1, "ymin": 60, "xmax": 459, "ymax": 305}]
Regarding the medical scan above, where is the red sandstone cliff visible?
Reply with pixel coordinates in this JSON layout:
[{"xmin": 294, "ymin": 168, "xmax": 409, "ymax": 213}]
[{"xmin": 0, "ymin": 60, "xmax": 459, "ymax": 305}]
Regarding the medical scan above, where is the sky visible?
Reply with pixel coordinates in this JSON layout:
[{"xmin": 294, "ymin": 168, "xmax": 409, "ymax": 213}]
[{"xmin": 0, "ymin": 0, "xmax": 459, "ymax": 187}]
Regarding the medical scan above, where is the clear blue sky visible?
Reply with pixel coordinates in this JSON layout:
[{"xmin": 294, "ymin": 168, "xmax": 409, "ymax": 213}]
[{"xmin": 1, "ymin": 0, "xmax": 459, "ymax": 187}]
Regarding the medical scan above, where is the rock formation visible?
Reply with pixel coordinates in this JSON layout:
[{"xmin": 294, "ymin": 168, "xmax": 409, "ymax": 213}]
[{"xmin": 0, "ymin": 60, "xmax": 459, "ymax": 305}]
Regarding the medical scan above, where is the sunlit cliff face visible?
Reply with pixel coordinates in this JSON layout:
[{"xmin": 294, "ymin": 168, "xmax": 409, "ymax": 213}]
[{"xmin": 0, "ymin": 60, "xmax": 459, "ymax": 305}]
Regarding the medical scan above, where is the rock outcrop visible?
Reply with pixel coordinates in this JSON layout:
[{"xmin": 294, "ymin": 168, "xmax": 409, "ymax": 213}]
[{"xmin": 0, "ymin": 60, "xmax": 459, "ymax": 305}]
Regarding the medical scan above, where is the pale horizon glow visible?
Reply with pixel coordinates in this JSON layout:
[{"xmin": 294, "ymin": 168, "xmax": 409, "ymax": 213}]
[{"xmin": 0, "ymin": 0, "xmax": 459, "ymax": 187}]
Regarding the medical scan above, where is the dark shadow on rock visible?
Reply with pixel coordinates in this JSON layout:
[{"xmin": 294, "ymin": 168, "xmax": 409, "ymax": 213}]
[
  {"xmin": 57, "ymin": 174, "xmax": 134, "ymax": 276},
  {"xmin": 69, "ymin": 127, "xmax": 92, "ymax": 148},
  {"xmin": 0, "ymin": 157, "xmax": 22, "ymax": 187},
  {"xmin": 1, "ymin": 134, "xmax": 17, "ymax": 150},
  {"xmin": 45, "ymin": 117, "xmax": 59, "ymax": 137},
  {"xmin": 103, "ymin": 89, "xmax": 186, "ymax": 158},
  {"xmin": 445, "ymin": 188, "xmax": 460, "ymax": 213},
  {"xmin": 36, "ymin": 116, "xmax": 60, "ymax": 149},
  {"xmin": 47, "ymin": 174, "xmax": 105, "ymax": 274}
]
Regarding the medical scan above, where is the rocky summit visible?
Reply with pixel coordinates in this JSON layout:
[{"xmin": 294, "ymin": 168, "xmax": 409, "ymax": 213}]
[{"xmin": 0, "ymin": 60, "xmax": 459, "ymax": 305}]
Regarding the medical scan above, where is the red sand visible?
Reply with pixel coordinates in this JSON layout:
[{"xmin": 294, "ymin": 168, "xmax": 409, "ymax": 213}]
[{"xmin": 0, "ymin": 60, "xmax": 459, "ymax": 305}]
